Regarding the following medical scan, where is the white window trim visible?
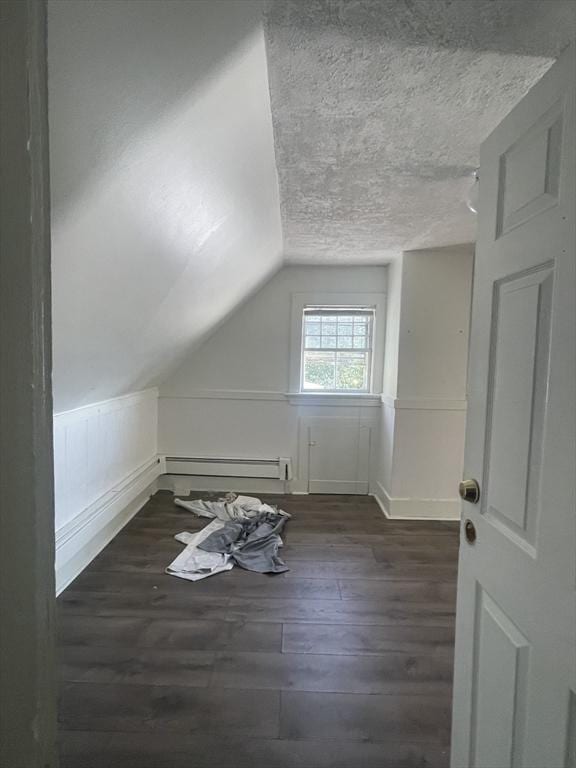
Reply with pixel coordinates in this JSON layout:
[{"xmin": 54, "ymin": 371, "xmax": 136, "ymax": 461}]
[{"xmin": 288, "ymin": 292, "xmax": 387, "ymax": 397}]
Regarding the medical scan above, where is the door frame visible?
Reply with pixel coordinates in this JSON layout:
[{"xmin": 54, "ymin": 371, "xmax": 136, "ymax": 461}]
[{"xmin": 0, "ymin": 1, "xmax": 57, "ymax": 765}]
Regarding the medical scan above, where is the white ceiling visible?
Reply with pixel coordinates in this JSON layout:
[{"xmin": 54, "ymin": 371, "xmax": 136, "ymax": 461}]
[{"xmin": 265, "ymin": 0, "xmax": 576, "ymax": 263}]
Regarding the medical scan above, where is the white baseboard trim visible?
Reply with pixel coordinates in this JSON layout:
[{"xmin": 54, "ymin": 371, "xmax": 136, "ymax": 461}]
[
  {"xmin": 55, "ymin": 456, "xmax": 164, "ymax": 594},
  {"xmin": 372, "ymin": 484, "xmax": 391, "ymax": 517},
  {"xmin": 373, "ymin": 482, "xmax": 461, "ymax": 521}
]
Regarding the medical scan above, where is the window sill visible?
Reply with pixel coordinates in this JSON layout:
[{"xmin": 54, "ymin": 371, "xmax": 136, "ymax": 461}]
[{"xmin": 285, "ymin": 392, "xmax": 382, "ymax": 407}]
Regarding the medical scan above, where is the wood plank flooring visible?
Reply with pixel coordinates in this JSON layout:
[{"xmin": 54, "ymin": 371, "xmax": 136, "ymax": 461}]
[{"xmin": 58, "ymin": 491, "xmax": 460, "ymax": 768}]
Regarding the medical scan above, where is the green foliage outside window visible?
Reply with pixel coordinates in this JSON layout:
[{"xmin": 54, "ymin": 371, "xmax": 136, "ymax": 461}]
[
  {"xmin": 304, "ymin": 357, "xmax": 335, "ymax": 389},
  {"xmin": 337, "ymin": 359, "xmax": 366, "ymax": 389},
  {"xmin": 304, "ymin": 354, "xmax": 366, "ymax": 390}
]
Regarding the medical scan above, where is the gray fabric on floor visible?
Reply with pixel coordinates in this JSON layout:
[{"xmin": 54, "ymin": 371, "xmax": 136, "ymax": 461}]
[
  {"xmin": 169, "ymin": 494, "xmax": 291, "ymax": 578},
  {"xmin": 198, "ymin": 511, "xmax": 289, "ymax": 574},
  {"xmin": 174, "ymin": 494, "xmax": 288, "ymax": 523}
]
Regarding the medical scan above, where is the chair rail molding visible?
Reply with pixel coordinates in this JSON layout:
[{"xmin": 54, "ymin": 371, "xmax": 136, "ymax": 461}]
[{"xmin": 381, "ymin": 395, "xmax": 467, "ymax": 411}]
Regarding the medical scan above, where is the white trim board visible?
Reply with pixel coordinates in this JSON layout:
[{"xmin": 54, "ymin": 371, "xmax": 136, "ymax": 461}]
[
  {"xmin": 160, "ymin": 390, "xmax": 381, "ymax": 407},
  {"xmin": 373, "ymin": 482, "xmax": 461, "ymax": 521},
  {"xmin": 286, "ymin": 392, "xmax": 381, "ymax": 407},
  {"xmin": 55, "ymin": 456, "xmax": 164, "ymax": 594},
  {"xmin": 159, "ymin": 390, "xmax": 285, "ymax": 402},
  {"xmin": 380, "ymin": 395, "xmax": 467, "ymax": 411},
  {"xmin": 54, "ymin": 387, "xmax": 159, "ymax": 422}
]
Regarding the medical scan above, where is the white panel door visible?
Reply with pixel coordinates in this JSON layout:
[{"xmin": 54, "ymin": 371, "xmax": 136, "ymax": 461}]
[
  {"xmin": 306, "ymin": 419, "xmax": 371, "ymax": 494},
  {"xmin": 451, "ymin": 43, "xmax": 575, "ymax": 768}
]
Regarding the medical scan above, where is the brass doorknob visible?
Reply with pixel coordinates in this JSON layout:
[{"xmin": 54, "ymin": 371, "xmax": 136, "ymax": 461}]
[{"xmin": 459, "ymin": 478, "xmax": 480, "ymax": 504}]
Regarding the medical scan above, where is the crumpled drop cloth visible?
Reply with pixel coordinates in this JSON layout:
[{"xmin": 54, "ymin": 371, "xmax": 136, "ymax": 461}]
[
  {"xmin": 166, "ymin": 519, "xmax": 233, "ymax": 582},
  {"xmin": 167, "ymin": 494, "xmax": 290, "ymax": 580},
  {"xmin": 174, "ymin": 493, "xmax": 286, "ymax": 522},
  {"xmin": 199, "ymin": 511, "xmax": 289, "ymax": 574}
]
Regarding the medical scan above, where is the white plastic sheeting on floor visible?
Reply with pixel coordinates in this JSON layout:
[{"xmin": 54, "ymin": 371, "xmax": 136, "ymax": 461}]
[{"xmin": 167, "ymin": 494, "xmax": 290, "ymax": 581}]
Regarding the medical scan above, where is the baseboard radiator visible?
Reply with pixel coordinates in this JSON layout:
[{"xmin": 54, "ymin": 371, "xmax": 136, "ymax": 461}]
[{"xmin": 163, "ymin": 456, "xmax": 293, "ymax": 481}]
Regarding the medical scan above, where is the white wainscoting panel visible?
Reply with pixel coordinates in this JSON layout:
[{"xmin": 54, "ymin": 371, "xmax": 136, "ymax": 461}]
[
  {"xmin": 375, "ymin": 397, "xmax": 465, "ymax": 520},
  {"xmin": 54, "ymin": 389, "xmax": 160, "ymax": 593},
  {"xmin": 158, "ymin": 393, "xmax": 381, "ymax": 495}
]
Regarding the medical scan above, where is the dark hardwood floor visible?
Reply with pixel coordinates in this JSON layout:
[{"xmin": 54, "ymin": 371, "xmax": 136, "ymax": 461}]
[{"xmin": 58, "ymin": 491, "xmax": 460, "ymax": 768}]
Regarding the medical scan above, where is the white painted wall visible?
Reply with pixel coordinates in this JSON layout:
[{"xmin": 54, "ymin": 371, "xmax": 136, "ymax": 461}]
[
  {"xmin": 159, "ymin": 266, "xmax": 387, "ymax": 493},
  {"xmin": 53, "ymin": 389, "xmax": 161, "ymax": 592},
  {"xmin": 163, "ymin": 266, "xmax": 387, "ymax": 396},
  {"xmin": 48, "ymin": 0, "xmax": 282, "ymax": 413},
  {"xmin": 397, "ymin": 249, "xmax": 473, "ymax": 399},
  {"xmin": 375, "ymin": 246, "xmax": 474, "ymax": 519},
  {"xmin": 382, "ymin": 255, "xmax": 403, "ymax": 399},
  {"xmin": 377, "ymin": 255, "xmax": 403, "ymax": 494}
]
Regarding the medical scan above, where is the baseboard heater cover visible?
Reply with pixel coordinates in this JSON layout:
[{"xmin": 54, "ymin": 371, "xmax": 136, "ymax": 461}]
[{"xmin": 164, "ymin": 456, "xmax": 293, "ymax": 481}]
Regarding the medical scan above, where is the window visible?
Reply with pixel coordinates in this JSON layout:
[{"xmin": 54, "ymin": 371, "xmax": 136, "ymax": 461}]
[{"xmin": 301, "ymin": 307, "xmax": 374, "ymax": 392}]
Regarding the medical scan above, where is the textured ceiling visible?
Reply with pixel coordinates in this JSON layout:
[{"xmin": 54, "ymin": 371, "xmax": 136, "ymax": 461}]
[{"xmin": 265, "ymin": 0, "xmax": 576, "ymax": 263}]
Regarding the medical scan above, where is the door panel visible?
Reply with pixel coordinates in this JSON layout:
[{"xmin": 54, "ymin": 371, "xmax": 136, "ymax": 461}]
[
  {"xmin": 451, "ymin": 43, "xmax": 575, "ymax": 768},
  {"xmin": 471, "ymin": 588, "xmax": 530, "ymax": 768},
  {"xmin": 496, "ymin": 100, "xmax": 564, "ymax": 237},
  {"xmin": 484, "ymin": 264, "xmax": 553, "ymax": 548},
  {"xmin": 306, "ymin": 419, "xmax": 371, "ymax": 494}
]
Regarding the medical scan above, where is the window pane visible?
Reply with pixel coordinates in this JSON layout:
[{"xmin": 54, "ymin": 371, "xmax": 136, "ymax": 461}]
[
  {"xmin": 322, "ymin": 335, "xmax": 337, "ymax": 348},
  {"xmin": 335, "ymin": 352, "xmax": 368, "ymax": 390},
  {"xmin": 322, "ymin": 321, "xmax": 337, "ymax": 335},
  {"xmin": 305, "ymin": 321, "xmax": 321, "ymax": 335},
  {"xmin": 305, "ymin": 335, "xmax": 321, "ymax": 349},
  {"xmin": 301, "ymin": 308, "xmax": 374, "ymax": 392},
  {"xmin": 303, "ymin": 351, "xmax": 336, "ymax": 390}
]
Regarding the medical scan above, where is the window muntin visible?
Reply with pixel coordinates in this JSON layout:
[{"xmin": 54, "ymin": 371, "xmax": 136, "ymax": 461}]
[{"xmin": 301, "ymin": 308, "xmax": 374, "ymax": 392}]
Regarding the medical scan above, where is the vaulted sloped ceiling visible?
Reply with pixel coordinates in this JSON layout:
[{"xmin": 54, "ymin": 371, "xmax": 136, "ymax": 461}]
[
  {"xmin": 50, "ymin": 0, "xmax": 575, "ymax": 411},
  {"xmin": 49, "ymin": 0, "xmax": 282, "ymax": 411},
  {"xmin": 264, "ymin": 0, "xmax": 575, "ymax": 263}
]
